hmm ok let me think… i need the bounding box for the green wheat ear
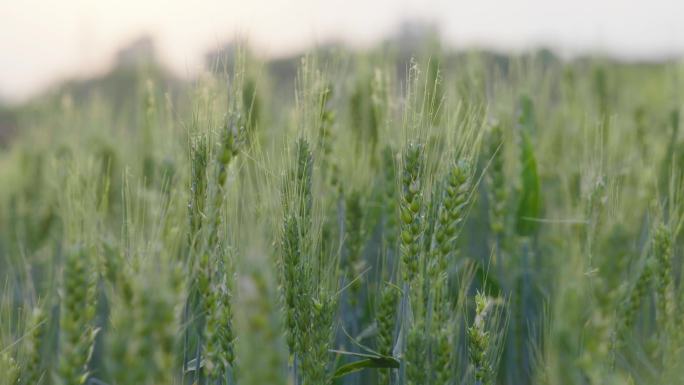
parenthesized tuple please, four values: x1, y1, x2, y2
(431, 159, 472, 280)
(204, 255, 236, 382)
(400, 143, 424, 286)
(279, 137, 313, 357)
(301, 292, 337, 385)
(189, 136, 209, 237)
(613, 254, 654, 362)
(22, 306, 47, 385)
(406, 322, 428, 385)
(433, 323, 453, 385)
(344, 189, 366, 298)
(55, 246, 99, 385)
(468, 293, 493, 385)
(377, 285, 399, 385)
(467, 293, 506, 385)
(377, 283, 400, 358)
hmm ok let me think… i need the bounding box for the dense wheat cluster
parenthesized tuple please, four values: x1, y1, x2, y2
(2, 43, 684, 385)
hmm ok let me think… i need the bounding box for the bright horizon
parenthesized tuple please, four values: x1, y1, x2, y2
(2, 0, 684, 103)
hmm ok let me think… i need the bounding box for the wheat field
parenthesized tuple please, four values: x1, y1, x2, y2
(1, 44, 684, 385)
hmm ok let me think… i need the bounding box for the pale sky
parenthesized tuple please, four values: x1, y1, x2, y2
(1, 0, 684, 102)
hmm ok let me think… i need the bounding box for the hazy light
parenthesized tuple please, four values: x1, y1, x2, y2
(1, 0, 683, 102)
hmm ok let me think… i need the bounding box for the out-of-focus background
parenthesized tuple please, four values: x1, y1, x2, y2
(1, 0, 684, 144)
(2, 0, 684, 103)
